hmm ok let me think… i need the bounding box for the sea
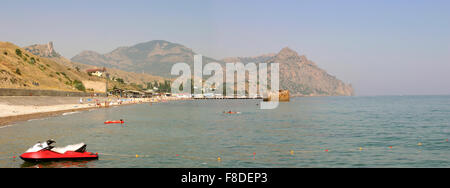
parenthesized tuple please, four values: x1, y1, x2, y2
(0, 96, 449, 168)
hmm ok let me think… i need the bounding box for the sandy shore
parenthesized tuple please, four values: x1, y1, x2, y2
(0, 106, 96, 127)
(0, 96, 166, 127)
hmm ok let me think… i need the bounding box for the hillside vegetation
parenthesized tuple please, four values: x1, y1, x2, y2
(26, 42, 167, 88)
(1, 41, 193, 93)
(0, 42, 106, 92)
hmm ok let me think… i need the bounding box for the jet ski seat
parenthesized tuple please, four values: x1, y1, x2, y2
(51, 143, 87, 154)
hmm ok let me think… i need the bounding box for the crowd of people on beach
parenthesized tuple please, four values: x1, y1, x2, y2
(77, 95, 184, 108)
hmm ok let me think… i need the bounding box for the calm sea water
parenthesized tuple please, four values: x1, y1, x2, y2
(0, 96, 449, 168)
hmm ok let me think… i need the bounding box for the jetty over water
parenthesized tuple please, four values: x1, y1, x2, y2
(193, 97, 264, 100)
(192, 90, 290, 101)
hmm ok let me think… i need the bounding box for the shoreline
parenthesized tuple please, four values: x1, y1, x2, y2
(0, 106, 97, 127)
(0, 102, 145, 127)
(0, 96, 179, 127)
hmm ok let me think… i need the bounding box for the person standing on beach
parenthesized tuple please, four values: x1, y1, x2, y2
(79, 98, 83, 104)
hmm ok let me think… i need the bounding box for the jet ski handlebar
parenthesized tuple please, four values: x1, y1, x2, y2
(46, 139, 56, 146)
(44, 139, 56, 150)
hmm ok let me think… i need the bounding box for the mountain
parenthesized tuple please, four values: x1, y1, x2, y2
(26, 42, 166, 86)
(71, 40, 218, 78)
(272, 47, 353, 96)
(73, 40, 354, 96)
(0, 42, 106, 92)
(223, 48, 354, 96)
(222, 53, 276, 64)
(25, 42, 61, 58)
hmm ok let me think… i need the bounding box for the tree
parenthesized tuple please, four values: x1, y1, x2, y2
(147, 82, 153, 90)
(15, 49, 22, 57)
(72, 80, 86, 91)
(179, 83, 183, 91)
(116, 78, 124, 84)
(29, 57, 36, 65)
(158, 80, 172, 93)
(166, 80, 172, 93)
(15, 68, 21, 75)
(190, 79, 194, 94)
(222, 82, 227, 96)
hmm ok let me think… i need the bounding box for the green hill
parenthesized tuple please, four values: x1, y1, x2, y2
(0, 42, 105, 92)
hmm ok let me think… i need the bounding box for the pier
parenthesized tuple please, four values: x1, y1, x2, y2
(193, 97, 264, 100)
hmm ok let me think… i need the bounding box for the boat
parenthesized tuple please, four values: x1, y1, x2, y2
(104, 119, 124, 124)
(20, 140, 99, 162)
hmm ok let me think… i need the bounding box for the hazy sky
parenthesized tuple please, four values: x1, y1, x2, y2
(1, 0, 449, 96)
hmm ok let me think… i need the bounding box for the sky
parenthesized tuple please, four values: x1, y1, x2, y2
(1, 0, 449, 96)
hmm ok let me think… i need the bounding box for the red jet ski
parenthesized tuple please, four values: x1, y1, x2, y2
(20, 140, 99, 162)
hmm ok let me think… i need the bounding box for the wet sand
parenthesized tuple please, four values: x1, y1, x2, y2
(0, 96, 91, 106)
(0, 106, 96, 127)
(0, 96, 157, 127)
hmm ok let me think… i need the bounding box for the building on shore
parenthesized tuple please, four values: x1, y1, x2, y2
(123, 90, 145, 98)
(86, 67, 107, 77)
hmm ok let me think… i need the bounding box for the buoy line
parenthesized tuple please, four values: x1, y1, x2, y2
(3, 139, 447, 164)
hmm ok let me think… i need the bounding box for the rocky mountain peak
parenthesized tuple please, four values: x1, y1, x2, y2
(24, 42, 60, 58)
(277, 47, 300, 59)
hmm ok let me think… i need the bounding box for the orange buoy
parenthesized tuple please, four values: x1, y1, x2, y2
(389, 146, 393, 149)
(324, 149, 329, 152)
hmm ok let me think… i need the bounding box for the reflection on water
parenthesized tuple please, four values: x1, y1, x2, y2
(0, 96, 449, 168)
(21, 160, 95, 168)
